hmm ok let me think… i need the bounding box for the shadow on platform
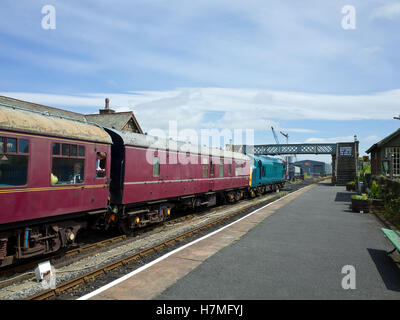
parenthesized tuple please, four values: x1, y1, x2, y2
(335, 192, 355, 202)
(367, 248, 400, 292)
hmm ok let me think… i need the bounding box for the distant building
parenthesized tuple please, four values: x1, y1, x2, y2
(0, 95, 142, 134)
(293, 160, 330, 176)
(85, 98, 142, 134)
(366, 128, 400, 177)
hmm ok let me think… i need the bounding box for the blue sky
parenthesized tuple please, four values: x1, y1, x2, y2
(1, 0, 400, 162)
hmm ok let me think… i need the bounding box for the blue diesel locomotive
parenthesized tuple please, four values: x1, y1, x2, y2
(248, 155, 286, 197)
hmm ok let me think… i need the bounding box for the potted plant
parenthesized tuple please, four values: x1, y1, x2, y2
(346, 181, 356, 191)
(368, 181, 384, 214)
(351, 194, 369, 213)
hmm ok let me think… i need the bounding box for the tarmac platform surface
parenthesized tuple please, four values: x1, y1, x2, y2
(83, 182, 400, 300)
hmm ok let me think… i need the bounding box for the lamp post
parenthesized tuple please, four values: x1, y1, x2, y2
(382, 158, 389, 176)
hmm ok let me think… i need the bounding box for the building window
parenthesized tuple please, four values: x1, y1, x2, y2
(153, 156, 160, 177)
(0, 137, 29, 186)
(385, 147, 400, 177)
(219, 159, 224, 177)
(96, 152, 107, 178)
(51, 142, 85, 185)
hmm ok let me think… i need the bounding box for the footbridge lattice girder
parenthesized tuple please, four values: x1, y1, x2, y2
(246, 143, 337, 155)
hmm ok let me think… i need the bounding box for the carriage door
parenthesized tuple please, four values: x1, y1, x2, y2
(209, 157, 215, 191)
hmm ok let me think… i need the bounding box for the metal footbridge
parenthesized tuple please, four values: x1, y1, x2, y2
(242, 143, 337, 155)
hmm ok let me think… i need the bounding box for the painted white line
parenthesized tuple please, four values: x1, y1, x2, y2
(77, 185, 310, 300)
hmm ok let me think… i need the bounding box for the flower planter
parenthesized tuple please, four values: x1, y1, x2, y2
(351, 198, 369, 213)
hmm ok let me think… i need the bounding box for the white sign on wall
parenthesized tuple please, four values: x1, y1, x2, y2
(339, 147, 353, 156)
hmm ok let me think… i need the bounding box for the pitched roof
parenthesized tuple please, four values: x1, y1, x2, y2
(366, 128, 400, 154)
(85, 112, 143, 133)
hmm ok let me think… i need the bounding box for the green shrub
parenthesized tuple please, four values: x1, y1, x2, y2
(384, 194, 400, 225)
(369, 181, 383, 199)
(347, 181, 356, 186)
(363, 164, 371, 174)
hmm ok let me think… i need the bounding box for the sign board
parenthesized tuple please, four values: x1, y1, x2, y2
(339, 146, 353, 156)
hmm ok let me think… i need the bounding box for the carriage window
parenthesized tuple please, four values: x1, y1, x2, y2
(18, 139, 29, 153)
(210, 161, 214, 175)
(62, 144, 69, 156)
(70, 145, 77, 157)
(219, 159, 224, 177)
(52, 158, 84, 185)
(202, 157, 208, 178)
(7, 138, 17, 153)
(0, 155, 28, 186)
(262, 166, 266, 177)
(228, 164, 232, 176)
(52, 143, 60, 155)
(51, 142, 85, 185)
(96, 152, 106, 178)
(153, 156, 160, 177)
(0, 137, 29, 186)
(78, 146, 85, 157)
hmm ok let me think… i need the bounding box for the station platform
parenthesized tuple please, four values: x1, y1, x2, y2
(81, 182, 400, 300)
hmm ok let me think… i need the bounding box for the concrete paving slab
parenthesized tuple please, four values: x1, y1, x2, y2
(155, 184, 400, 300)
(92, 256, 202, 300)
(87, 185, 313, 300)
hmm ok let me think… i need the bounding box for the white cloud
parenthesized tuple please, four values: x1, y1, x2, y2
(305, 136, 355, 143)
(2, 87, 400, 133)
(282, 128, 318, 133)
(372, 2, 400, 20)
(364, 135, 381, 143)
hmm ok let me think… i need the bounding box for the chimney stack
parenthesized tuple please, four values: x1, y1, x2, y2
(99, 97, 115, 114)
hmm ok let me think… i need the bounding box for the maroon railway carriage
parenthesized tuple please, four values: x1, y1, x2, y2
(0, 105, 111, 266)
(105, 128, 251, 232)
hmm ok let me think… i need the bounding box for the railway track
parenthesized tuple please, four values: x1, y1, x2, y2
(0, 178, 324, 300)
(27, 194, 285, 300)
(0, 210, 207, 290)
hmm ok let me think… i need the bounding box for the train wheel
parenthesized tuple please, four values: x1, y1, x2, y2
(118, 220, 133, 236)
(235, 192, 241, 202)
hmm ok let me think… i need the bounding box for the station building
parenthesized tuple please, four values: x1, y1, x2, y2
(366, 128, 400, 178)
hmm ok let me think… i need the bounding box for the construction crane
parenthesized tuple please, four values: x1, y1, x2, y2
(271, 126, 280, 144)
(280, 131, 289, 144)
